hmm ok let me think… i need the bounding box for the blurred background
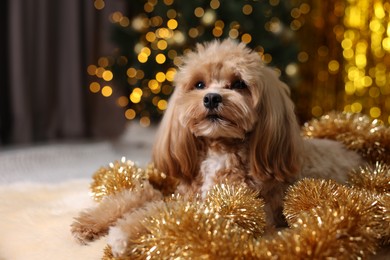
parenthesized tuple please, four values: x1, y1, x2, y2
(1, 0, 390, 146)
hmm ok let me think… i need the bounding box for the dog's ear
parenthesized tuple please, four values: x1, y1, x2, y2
(152, 88, 202, 183)
(249, 67, 303, 182)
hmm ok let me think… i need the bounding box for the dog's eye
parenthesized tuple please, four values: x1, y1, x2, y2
(231, 80, 247, 90)
(195, 81, 206, 89)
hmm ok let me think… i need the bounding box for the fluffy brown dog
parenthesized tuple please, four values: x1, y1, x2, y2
(72, 39, 363, 256)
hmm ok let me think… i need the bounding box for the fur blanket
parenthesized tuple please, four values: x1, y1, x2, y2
(0, 180, 104, 260)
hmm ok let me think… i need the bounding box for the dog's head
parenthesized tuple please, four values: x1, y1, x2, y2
(153, 39, 302, 183)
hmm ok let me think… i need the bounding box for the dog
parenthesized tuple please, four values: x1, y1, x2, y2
(71, 39, 363, 256)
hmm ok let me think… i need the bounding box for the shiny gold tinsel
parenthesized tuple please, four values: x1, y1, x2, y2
(204, 183, 266, 238)
(144, 163, 179, 195)
(281, 178, 383, 258)
(349, 162, 390, 194)
(349, 162, 390, 245)
(90, 158, 177, 201)
(90, 157, 146, 201)
(102, 179, 385, 259)
(302, 112, 390, 164)
(105, 184, 265, 259)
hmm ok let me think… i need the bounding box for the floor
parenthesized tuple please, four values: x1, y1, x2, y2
(0, 123, 156, 184)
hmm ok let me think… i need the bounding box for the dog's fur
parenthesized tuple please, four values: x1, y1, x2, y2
(71, 40, 363, 256)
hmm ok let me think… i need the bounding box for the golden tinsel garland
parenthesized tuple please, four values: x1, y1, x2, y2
(91, 157, 146, 202)
(302, 112, 390, 164)
(90, 157, 178, 201)
(349, 162, 390, 194)
(103, 184, 265, 259)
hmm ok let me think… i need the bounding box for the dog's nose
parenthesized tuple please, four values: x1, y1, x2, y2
(203, 93, 222, 109)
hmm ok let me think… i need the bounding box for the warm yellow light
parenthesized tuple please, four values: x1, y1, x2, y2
(202, 10, 216, 25)
(311, 106, 323, 117)
(164, 0, 174, 6)
(285, 63, 298, 76)
(262, 54, 272, 63)
(111, 12, 123, 23)
(95, 67, 105, 78)
(89, 82, 100, 93)
(141, 47, 151, 56)
(87, 65, 97, 75)
(173, 31, 185, 44)
(328, 60, 340, 73)
(101, 86, 113, 97)
(167, 19, 178, 30)
(168, 50, 177, 59)
(215, 20, 224, 28)
(167, 9, 177, 19)
(157, 40, 168, 50)
(194, 7, 204, 18)
(213, 27, 223, 37)
(125, 109, 136, 120)
(138, 53, 148, 63)
(297, 52, 309, 63)
(146, 32, 156, 42)
(369, 86, 380, 98)
(98, 57, 108, 67)
(363, 76, 373, 87)
(383, 37, 390, 51)
(351, 102, 362, 113)
(94, 0, 105, 10)
(156, 72, 166, 82)
(150, 16, 163, 27)
(210, 0, 220, 10)
(165, 69, 176, 82)
(188, 28, 199, 38)
(229, 29, 239, 39)
(157, 100, 168, 110)
(136, 70, 145, 79)
(133, 87, 143, 96)
(144, 2, 154, 13)
(102, 70, 113, 81)
(140, 117, 151, 127)
(299, 3, 310, 14)
(241, 33, 252, 43)
(148, 79, 159, 90)
(130, 88, 143, 104)
(156, 28, 171, 38)
(117, 96, 129, 107)
(355, 54, 367, 68)
(127, 68, 137, 78)
(119, 17, 130, 27)
(341, 38, 353, 49)
(370, 107, 381, 118)
(155, 53, 166, 64)
(343, 49, 354, 59)
(242, 4, 253, 15)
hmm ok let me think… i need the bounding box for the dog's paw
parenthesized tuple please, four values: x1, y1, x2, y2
(70, 219, 106, 244)
(107, 226, 129, 257)
(70, 210, 111, 244)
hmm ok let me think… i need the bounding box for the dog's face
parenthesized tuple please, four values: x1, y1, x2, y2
(174, 40, 262, 139)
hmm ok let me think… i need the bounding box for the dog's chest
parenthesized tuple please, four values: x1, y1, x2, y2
(199, 148, 247, 197)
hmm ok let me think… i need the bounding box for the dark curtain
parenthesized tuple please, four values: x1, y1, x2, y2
(0, 0, 127, 146)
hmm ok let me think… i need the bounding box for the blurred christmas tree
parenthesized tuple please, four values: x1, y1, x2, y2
(88, 0, 390, 126)
(88, 0, 302, 126)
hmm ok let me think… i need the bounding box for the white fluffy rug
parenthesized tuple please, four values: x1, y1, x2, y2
(0, 180, 106, 260)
